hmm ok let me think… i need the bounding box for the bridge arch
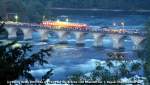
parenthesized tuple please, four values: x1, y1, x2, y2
(16, 28, 24, 40)
(66, 32, 76, 44)
(92, 33, 103, 47)
(32, 29, 41, 42)
(37, 29, 49, 41)
(20, 28, 32, 40)
(0, 27, 8, 39)
(118, 35, 145, 50)
(119, 35, 134, 50)
(4, 27, 17, 39)
(73, 32, 88, 46)
(54, 30, 70, 44)
(49, 31, 59, 42)
(138, 38, 146, 50)
(101, 34, 113, 48)
(130, 36, 145, 50)
(84, 33, 93, 46)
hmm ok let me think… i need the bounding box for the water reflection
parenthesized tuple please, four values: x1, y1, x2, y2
(27, 41, 138, 80)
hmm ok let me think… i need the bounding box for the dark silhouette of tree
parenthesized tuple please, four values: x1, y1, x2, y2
(143, 20, 150, 83)
(131, 63, 141, 72)
(68, 64, 120, 85)
(0, 41, 53, 85)
(68, 51, 143, 84)
(42, 69, 53, 81)
(0, 23, 53, 85)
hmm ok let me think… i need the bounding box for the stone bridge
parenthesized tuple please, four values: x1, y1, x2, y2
(1, 22, 146, 50)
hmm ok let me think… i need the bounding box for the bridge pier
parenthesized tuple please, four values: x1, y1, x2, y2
(74, 32, 85, 46)
(3, 23, 146, 50)
(21, 28, 32, 40)
(111, 34, 123, 49)
(5, 27, 17, 39)
(130, 36, 145, 50)
(56, 31, 68, 44)
(38, 29, 49, 41)
(93, 33, 103, 47)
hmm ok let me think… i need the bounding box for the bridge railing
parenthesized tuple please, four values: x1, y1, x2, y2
(112, 25, 145, 29)
(4, 22, 146, 36)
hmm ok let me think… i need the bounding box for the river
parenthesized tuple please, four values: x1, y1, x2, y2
(1, 10, 150, 80)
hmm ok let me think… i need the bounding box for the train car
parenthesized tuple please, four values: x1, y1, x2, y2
(41, 21, 88, 29)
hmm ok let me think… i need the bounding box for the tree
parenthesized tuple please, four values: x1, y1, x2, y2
(131, 63, 141, 72)
(143, 20, 150, 83)
(0, 40, 53, 85)
(69, 63, 120, 85)
(0, 20, 53, 84)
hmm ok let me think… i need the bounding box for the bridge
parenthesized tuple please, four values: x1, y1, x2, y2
(0, 21, 146, 50)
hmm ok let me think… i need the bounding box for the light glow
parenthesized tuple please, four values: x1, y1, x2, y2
(41, 21, 87, 29)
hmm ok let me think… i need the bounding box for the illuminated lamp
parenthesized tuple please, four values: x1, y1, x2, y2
(65, 18, 69, 22)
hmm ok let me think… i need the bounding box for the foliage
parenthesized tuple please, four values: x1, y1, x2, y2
(143, 20, 150, 83)
(118, 63, 130, 78)
(69, 50, 144, 84)
(0, 17, 54, 85)
(0, 0, 51, 22)
(69, 63, 125, 84)
(69, 72, 85, 82)
(131, 63, 141, 72)
(0, 19, 53, 84)
(107, 52, 124, 60)
(42, 69, 53, 81)
(0, 41, 53, 84)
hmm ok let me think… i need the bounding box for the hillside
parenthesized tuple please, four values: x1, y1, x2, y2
(0, 0, 150, 22)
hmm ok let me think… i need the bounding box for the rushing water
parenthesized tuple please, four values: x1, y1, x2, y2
(1, 11, 150, 80)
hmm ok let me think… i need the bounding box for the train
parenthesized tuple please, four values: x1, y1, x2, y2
(41, 21, 88, 29)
